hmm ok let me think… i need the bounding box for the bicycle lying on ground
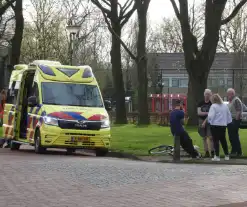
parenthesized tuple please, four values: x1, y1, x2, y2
(148, 144, 200, 157)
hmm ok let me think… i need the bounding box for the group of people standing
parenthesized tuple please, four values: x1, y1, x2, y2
(169, 87, 243, 161)
(197, 88, 243, 161)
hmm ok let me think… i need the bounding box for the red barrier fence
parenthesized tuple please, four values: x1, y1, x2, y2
(149, 94, 187, 113)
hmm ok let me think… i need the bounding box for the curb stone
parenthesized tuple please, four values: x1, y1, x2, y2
(107, 151, 247, 165)
(107, 151, 142, 161)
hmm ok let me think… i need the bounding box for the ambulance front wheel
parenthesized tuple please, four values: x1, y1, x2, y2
(95, 148, 109, 157)
(34, 130, 46, 154)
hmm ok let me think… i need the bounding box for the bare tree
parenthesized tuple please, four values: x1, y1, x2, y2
(121, 19, 137, 91)
(149, 1, 203, 53)
(170, 0, 247, 124)
(26, 0, 64, 60)
(134, 0, 151, 124)
(0, 0, 24, 79)
(93, 0, 151, 124)
(219, 1, 247, 52)
(91, 0, 137, 124)
(62, 0, 102, 65)
(21, 0, 110, 90)
(218, 2, 247, 99)
(0, 0, 16, 89)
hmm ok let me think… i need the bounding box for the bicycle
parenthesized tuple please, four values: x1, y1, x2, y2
(148, 144, 200, 157)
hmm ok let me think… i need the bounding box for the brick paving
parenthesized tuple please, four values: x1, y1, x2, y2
(1, 147, 247, 207)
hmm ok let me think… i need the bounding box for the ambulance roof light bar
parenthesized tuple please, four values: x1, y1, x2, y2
(30, 60, 62, 66)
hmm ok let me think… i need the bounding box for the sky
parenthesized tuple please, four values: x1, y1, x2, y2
(23, 0, 200, 24)
(148, 0, 175, 22)
(23, 0, 180, 23)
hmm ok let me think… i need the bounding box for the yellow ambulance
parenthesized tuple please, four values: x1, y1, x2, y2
(2, 60, 111, 156)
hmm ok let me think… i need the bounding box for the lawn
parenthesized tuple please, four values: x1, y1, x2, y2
(0, 127, 2, 137)
(0, 125, 246, 156)
(111, 125, 247, 156)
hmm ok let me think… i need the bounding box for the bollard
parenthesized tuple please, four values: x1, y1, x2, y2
(173, 135, 180, 161)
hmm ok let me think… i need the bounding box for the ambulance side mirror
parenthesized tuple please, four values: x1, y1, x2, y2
(28, 96, 38, 107)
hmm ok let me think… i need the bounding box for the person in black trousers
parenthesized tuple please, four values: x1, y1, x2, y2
(226, 88, 243, 157)
(208, 94, 232, 161)
(170, 100, 200, 158)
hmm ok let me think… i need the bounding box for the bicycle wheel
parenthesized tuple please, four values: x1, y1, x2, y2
(148, 145, 173, 155)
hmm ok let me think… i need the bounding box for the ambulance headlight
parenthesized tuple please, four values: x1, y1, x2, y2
(43, 116, 58, 126)
(101, 119, 110, 128)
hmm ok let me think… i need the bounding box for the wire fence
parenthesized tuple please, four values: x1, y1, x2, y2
(150, 68, 247, 103)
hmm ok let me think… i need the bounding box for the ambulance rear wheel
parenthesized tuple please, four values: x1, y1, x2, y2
(10, 141, 20, 150)
(34, 130, 46, 154)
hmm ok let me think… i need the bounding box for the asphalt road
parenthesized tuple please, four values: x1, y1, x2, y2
(0, 147, 247, 207)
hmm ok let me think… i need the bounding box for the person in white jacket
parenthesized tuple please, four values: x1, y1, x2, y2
(208, 94, 232, 161)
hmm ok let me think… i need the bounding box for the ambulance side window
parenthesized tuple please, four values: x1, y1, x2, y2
(7, 81, 18, 104)
(32, 82, 40, 103)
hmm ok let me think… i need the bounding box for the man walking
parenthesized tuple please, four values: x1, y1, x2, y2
(227, 88, 242, 157)
(197, 89, 214, 158)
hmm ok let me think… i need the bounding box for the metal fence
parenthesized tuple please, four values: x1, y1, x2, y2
(150, 68, 247, 103)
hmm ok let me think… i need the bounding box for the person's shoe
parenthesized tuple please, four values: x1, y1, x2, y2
(211, 151, 215, 158)
(212, 156, 220, 161)
(196, 153, 202, 159)
(225, 155, 230, 161)
(204, 151, 210, 158)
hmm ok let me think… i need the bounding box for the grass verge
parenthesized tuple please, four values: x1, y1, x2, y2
(111, 124, 247, 156)
(1, 125, 246, 157)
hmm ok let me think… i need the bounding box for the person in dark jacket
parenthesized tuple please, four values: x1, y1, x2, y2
(170, 100, 201, 158)
(197, 89, 214, 158)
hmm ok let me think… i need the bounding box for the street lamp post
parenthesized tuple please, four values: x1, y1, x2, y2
(66, 20, 81, 65)
(157, 71, 164, 113)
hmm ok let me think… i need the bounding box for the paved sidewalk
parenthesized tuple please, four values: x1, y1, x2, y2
(216, 202, 247, 206)
(1, 147, 247, 207)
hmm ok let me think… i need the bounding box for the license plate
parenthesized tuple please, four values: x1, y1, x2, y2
(71, 137, 90, 142)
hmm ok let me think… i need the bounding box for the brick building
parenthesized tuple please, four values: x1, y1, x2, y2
(147, 52, 247, 102)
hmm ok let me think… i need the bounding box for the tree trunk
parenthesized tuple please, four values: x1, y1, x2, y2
(110, 24, 127, 124)
(10, 0, 24, 66)
(136, 2, 150, 125)
(186, 62, 208, 125)
(0, 57, 5, 90)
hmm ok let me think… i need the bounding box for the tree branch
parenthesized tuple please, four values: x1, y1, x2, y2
(170, 0, 180, 20)
(120, 1, 137, 27)
(120, 0, 133, 18)
(0, 15, 15, 39)
(101, 0, 111, 7)
(101, 10, 136, 60)
(0, 0, 16, 16)
(91, 0, 111, 15)
(221, 0, 247, 25)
